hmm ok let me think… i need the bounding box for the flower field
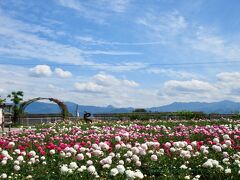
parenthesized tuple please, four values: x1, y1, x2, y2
(1, 120, 240, 179)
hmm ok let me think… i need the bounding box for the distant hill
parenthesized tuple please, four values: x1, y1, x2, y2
(149, 100, 240, 114)
(24, 100, 240, 115)
(24, 101, 134, 116)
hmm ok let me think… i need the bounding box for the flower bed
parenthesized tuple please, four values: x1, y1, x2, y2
(0, 120, 240, 179)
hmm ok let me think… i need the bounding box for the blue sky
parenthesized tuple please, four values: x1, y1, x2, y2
(1, 0, 240, 107)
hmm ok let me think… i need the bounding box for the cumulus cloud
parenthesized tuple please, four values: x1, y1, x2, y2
(216, 72, 240, 96)
(48, 84, 65, 91)
(73, 72, 145, 106)
(216, 72, 240, 82)
(158, 79, 218, 102)
(74, 72, 138, 94)
(74, 82, 105, 93)
(92, 72, 139, 87)
(0, 65, 73, 101)
(54, 68, 72, 78)
(0, 65, 154, 107)
(158, 72, 240, 102)
(164, 79, 216, 93)
(29, 65, 72, 78)
(29, 65, 53, 77)
(5, 63, 240, 107)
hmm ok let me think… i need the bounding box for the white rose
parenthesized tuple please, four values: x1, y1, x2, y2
(116, 165, 125, 174)
(1, 173, 7, 179)
(151, 154, 158, 161)
(69, 162, 78, 170)
(110, 168, 119, 176)
(87, 165, 96, 174)
(14, 165, 20, 171)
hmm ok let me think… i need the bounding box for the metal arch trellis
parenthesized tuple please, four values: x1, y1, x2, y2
(20, 97, 69, 119)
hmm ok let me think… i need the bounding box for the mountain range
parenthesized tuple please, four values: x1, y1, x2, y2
(24, 100, 240, 116)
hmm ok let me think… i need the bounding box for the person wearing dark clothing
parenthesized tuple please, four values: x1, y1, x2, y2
(83, 111, 92, 123)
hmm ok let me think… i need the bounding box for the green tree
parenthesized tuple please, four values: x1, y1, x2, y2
(176, 111, 194, 120)
(8, 91, 24, 123)
(0, 96, 6, 105)
(133, 108, 147, 113)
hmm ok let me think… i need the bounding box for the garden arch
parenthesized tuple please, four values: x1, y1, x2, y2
(20, 97, 69, 119)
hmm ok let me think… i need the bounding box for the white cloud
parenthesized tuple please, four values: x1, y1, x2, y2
(57, 0, 83, 11)
(216, 72, 240, 82)
(57, 0, 107, 23)
(137, 11, 187, 37)
(48, 84, 56, 89)
(187, 27, 240, 59)
(0, 88, 4, 93)
(156, 79, 220, 103)
(92, 73, 120, 87)
(0, 65, 198, 107)
(112, 62, 146, 72)
(0, 11, 85, 65)
(0, 65, 74, 102)
(90, 62, 147, 72)
(73, 72, 145, 106)
(75, 35, 165, 46)
(158, 72, 240, 102)
(92, 72, 139, 87)
(215, 72, 240, 96)
(58, 0, 130, 13)
(136, 10, 240, 62)
(54, 68, 72, 78)
(0, 11, 140, 67)
(75, 36, 100, 44)
(96, 0, 130, 13)
(74, 72, 138, 94)
(164, 79, 216, 93)
(146, 68, 198, 79)
(0, 10, 56, 37)
(29, 65, 72, 78)
(82, 50, 141, 56)
(74, 82, 105, 93)
(122, 79, 139, 87)
(56, 0, 130, 23)
(4, 64, 240, 107)
(30, 65, 53, 77)
(48, 84, 65, 91)
(0, 65, 147, 107)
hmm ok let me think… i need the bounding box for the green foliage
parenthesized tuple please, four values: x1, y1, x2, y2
(233, 112, 240, 120)
(176, 111, 205, 120)
(103, 111, 206, 121)
(133, 108, 147, 113)
(8, 91, 24, 104)
(0, 96, 6, 105)
(8, 91, 24, 123)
